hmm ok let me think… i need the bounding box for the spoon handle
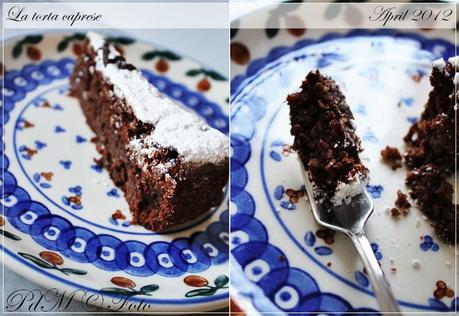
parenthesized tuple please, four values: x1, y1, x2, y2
(349, 232, 401, 314)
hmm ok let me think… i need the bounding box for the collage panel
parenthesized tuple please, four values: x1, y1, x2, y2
(1, 3, 229, 314)
(230, 2, 457, 314)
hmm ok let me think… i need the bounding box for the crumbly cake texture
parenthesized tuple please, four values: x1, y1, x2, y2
(287, 70, 369, 205)
(395, 190, 411, 210)
(404, 57, 457, 244)
(380, 146, 402, 170)
(69, 32, 228, 231)
(406, 165, 455, 243)
(391, 190, 410, 218)
(404, 57, 456, 172)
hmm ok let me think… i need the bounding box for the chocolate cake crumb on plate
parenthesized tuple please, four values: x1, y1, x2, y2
(390, 190, 410, 218)
(287, 70, 368, 206)
(403, 57, 458, 244)
(70, 32, 229, 231)
(395, 190, 411, 210)
(390, 207, 402, 217)
(381, 146, 402, 170)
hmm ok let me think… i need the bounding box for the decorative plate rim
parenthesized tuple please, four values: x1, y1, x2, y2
(2, 245, 227, 308)
(230, 28, 455, 97)
(2, 30, 229, 83)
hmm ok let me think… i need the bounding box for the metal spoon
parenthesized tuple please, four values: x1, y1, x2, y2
(299, 160, 401, 313)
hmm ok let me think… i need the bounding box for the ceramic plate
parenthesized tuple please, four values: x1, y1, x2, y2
(230, 27, 457, 314)
(1, 32, 229, 312)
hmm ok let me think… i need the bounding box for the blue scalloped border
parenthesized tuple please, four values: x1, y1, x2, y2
(230, 29, 457, 313)
(231, 29, 455, 97)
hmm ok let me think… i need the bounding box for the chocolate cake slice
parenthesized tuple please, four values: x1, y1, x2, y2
(404, 57, 456, 172)
(406, 164, 455, 243)
(287, 70, 369, 205)
(403, 57, 457, 244)
(70, 32, 228, 231)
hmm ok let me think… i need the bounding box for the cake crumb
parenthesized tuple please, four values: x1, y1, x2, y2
(326, 262, 332, 267)
(285, 188, 305, 203)
(390, 190, 410, 218)
(390, 207, 401, 217)
(316, 229, 336, 245)
(395, 190, 411, 209)
(112, 209, 126, 220)
(380, 146, 402, 170)
(23, 120, 34, 128)
(40, 172, 53, 181)
(41, 100, 52, 108)
(68, 196, 81, 205)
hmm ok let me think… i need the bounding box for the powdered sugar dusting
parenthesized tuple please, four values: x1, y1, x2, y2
(448, 56, 459, 66)
(128, 111, 228, 165)
(87, 32, 228, 164)
(432, 58, 446, 71)
(331, 172, 369, 206)
(88, 31, 105, 51)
